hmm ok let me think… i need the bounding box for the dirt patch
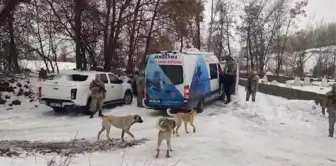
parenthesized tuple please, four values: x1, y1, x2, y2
(0, 138, 149, 157)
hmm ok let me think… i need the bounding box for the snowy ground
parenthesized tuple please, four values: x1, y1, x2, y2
(0, 85, 336, 165)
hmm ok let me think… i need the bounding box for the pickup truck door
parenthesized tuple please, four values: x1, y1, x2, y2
(108, 74, 123, 100)
(99, 74, 111, 102)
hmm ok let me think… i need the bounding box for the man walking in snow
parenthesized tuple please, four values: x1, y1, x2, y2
(223, 56, 236, 104)
(324, 83, 336, 137)
(89, 74, 106, 118)
(246, 70, 259, 102)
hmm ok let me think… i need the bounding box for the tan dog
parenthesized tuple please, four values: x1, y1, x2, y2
(155, 117, 176, 158)
(166, 108, 197, 137)
(97, 114, 143, 142)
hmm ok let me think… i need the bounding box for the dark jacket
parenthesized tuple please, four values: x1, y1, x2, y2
(246, 74, 259, 92)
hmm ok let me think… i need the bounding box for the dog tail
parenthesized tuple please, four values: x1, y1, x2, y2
(166, 108, 175, 117)
(157, 117, 167, 131)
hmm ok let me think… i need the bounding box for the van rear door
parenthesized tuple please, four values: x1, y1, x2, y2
(145, 54, 185, 107)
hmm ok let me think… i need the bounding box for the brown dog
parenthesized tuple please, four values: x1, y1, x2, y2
(166, 108, 197, 137)
(97, 114, 143, 142)
(155, 117, 176, 158)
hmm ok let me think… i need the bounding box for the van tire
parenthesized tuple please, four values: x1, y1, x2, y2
(52, 107, 66, 113)
(196, 99, 204, 113)
(219, 85, 225, 100)
(123, 90, 133, 104)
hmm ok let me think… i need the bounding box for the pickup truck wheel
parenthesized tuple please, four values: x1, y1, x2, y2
(83, 97, 92, 115)
(52, 107, 66, 113)
(123, 91, 133, 104)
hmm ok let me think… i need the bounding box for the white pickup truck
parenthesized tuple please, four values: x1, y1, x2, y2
(38, 70, 133, 113)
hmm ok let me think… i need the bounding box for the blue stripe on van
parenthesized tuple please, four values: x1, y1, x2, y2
(189, 56, 211, 98)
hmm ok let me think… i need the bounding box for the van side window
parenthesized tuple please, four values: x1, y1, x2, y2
(99, 74, 108, 83)
(209, 64, 218, 79)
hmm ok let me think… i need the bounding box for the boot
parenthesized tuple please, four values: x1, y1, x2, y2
(329, 129, 334, 138)
(225, 99, 231, 104)
(89, 112, 96, 119)
(98, 109, 104, 117)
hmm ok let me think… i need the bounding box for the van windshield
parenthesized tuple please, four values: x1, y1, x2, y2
(159, 65, 183, 85)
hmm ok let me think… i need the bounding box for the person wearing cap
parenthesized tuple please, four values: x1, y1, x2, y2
(246, 70, 259, 102)
(324, 83, 336, 137)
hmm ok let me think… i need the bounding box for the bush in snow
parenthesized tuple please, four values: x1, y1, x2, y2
(11, 100, 21, 105)
(0, 81, 10, 92)
(0, 97, 6, 105)
(293, 77, 302, 86)
(303, 77, 311, 86)
(271, 80, 279, 86)
(16, 88, 24, 96)
(16, 82, 22, 88)
(321, 77, 328, 87)
(261, 75, 268, 84)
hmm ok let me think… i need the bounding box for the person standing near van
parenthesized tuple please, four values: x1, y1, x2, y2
(136, 70, 145, 107)
(89, 74, 106, 118)
(223, 56, 236, 104)
(324, 83, 336, 137)
(245, 70, 259, 102)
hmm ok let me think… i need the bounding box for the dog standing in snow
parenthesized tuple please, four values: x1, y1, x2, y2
(97, 114, 143, 142)
(166, 108, 197, 137)
(155, 117, 176, 158)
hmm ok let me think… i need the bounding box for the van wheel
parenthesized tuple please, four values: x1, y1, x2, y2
(52, 107, 66, 113)
(219, 85, 225, 100)
(123, 91, 133, 104)
(196, 99, 204, 113)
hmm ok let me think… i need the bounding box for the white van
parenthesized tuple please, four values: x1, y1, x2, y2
(143, 49, 227, 113)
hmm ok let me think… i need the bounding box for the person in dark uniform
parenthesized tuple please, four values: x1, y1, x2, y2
(223, 56, 236, 104)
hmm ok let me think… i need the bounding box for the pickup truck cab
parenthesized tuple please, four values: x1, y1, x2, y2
(38, 70, 133, 113)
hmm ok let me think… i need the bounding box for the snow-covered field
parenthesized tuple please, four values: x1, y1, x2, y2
(0, 82, 335, 165)
(273, 81, 332, 94)
(259, 78, 334, 94)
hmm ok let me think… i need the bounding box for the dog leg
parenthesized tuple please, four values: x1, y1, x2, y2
(167, 138, 173, 151)
(184, 122, 189, 134)
(155, 138, 163, 158)
(105, 126, 112, 141)
(121, 130, 125, 142)
(165, 140, 170, 158)
(190, 123, 196, 133)
(175, 123, 181, 137)
(125, 130, 135, 139)
(97, 126, 105, 140)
